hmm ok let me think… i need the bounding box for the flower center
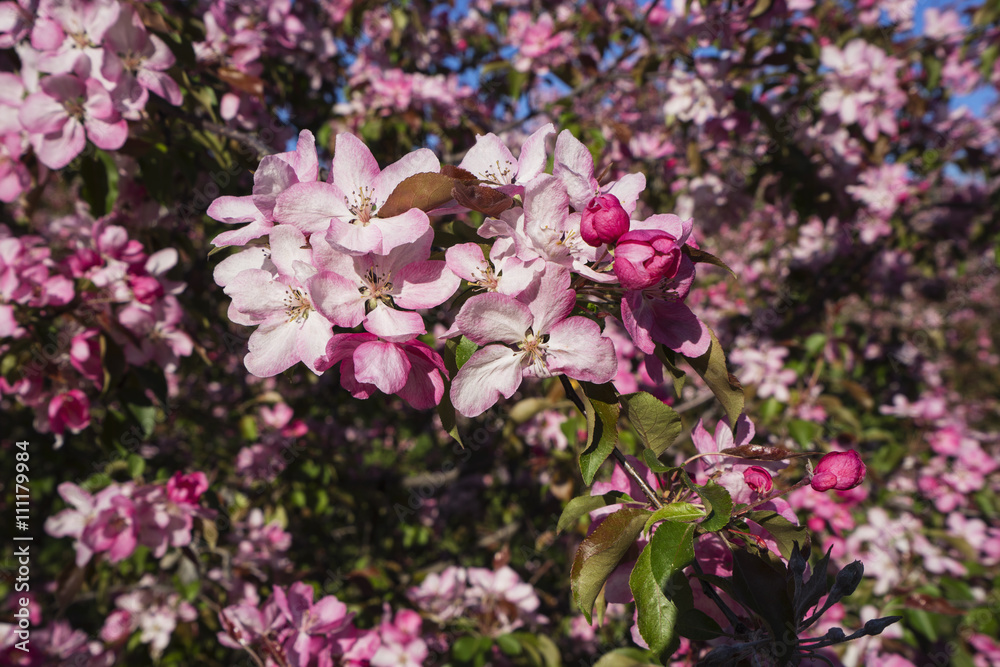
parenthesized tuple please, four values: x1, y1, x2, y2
(347, 185, 377, 225)
(359, 268, 393, 310)
(518, 330, 550, 373)
(481, 159, 514, 184)
(283, 287, 312, 323)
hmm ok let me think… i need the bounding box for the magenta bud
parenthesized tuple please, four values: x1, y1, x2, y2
(613, 229, 683, 290)
(580, 194, 631, 247)
(167, 471, 209, 505)
(743, 466, 773, 494)
(811, 450, 866, 492)
(131, 276, 164, 305)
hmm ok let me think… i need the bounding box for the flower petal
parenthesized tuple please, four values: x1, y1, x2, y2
(450, 345, 525, 417)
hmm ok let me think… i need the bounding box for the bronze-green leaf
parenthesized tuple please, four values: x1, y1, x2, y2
(378, 172, 457, 218)
(571, 507, 650, 622)
(684, 327, 744, 426)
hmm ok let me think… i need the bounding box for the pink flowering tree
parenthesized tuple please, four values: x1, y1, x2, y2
(2, 0, 999, 666)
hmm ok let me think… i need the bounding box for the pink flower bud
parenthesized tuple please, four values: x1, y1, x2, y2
(48, 390, 90, 435)
(743, 466, 773, 494)
(811, 450, 866, 492)
(167, 471, 209, 506)
(70, 330, 103, 385)
(131, 275, 164, 305)
(613, 229, 683, 290)
(580, 193, 630, 246)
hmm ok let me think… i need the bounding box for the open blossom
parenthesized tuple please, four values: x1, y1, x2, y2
(457, 123, 554, 194)
(274, 132, 439, 255)
(445, 241, 541, 297)
(450, 266, 616, 417)
(319, 333, 449, 409)
(19, 71, 128, 169)
(100, 6, 182, 118)
(812, 450, 867, 492)
(209, 129, 318, 247)
(308, 228, 459, 340)
(222, 225, 338, 377)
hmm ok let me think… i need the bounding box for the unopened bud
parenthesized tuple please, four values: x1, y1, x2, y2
(580, 193, 631, 246)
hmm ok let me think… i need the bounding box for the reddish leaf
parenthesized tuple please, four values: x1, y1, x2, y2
(719, 444, 801, 461)
(217, 67, 264, 98)
(379, 172, 458, 218)
(440, 165, 478, 181)
(452, 182, 514, 217)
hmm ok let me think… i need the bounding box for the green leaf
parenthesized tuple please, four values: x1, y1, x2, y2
(681, 245, 737, 279)
(630, 521, 696, 660)
(455, 335, 478, 370)
(621, 392, 682, 456)
(453, 636, 480, 663)
(654, 345, 686, 395)
(569, 381, 621, 486)
(378, 172, 457, 218)
(593, 648, 659, 667)
(694, 482, 732, 532)
(788, 419, 821, 448)
(512, 633, 561, 667)
(436, 388, 463, 447)
(126, 403, 157, 439)
(496, 634, 522, 656)
(683, 328, 744, 426)
(746, 510, 810, 561)
(641, 448, 678, 473)
(571, 507, 650, 622)
(557, 491, 635, 533)
(643, 503, 705, 532)
(126, 453, 145, 480)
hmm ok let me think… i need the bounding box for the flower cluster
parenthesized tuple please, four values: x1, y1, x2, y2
(0, 0, 183, 182)
(0, 219, 192, 440)
(409, 565, 543, 636)
(217, 582, 379, 667)
(44, 471, 211, 567)
(212, 127, 712, 416)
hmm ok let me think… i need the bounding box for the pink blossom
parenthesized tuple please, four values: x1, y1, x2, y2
(444, 242, 541, 297)
(613, 228, 683, 289)
(81, 488, 137, 563)
(309, 227, 459, 340)
(166, 471, 209, 506)
(319, 333, 449, 409)
(209, 129, 318, 247)
(450, 266, 617, 417)
(223, 225, 336, 376)
(618, 215, 710, 357)
(274, 132, 439, 255)
(743, 466, 774, 494)
(35, 0, 120, 75)
(48, 389, 90, 435)
(811, 450, 866, 492)
(273, 582, 352, 667)
(100, 7, 182, 118)
(19, 73, 128, 169)
(69, 329, 103, 385)
(457, 123, 554, 195)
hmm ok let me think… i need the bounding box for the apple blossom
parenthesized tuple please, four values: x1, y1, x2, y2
(274, 132, 439, 255)
(450, 267, 617, 417)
